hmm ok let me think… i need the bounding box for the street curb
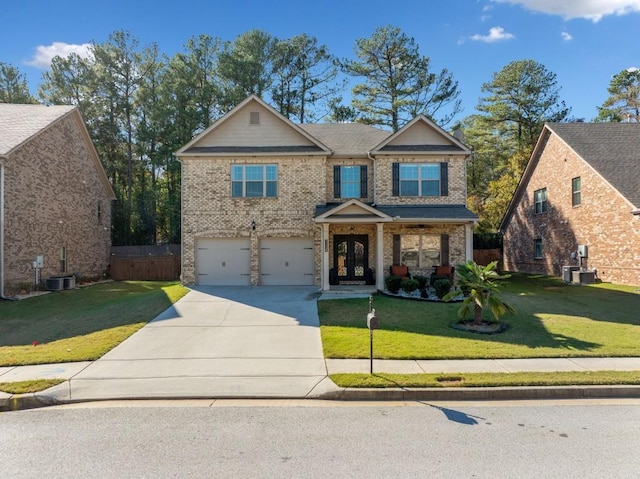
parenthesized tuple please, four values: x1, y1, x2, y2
(317, 385, 640, 401)
(4, 385, 640, 411)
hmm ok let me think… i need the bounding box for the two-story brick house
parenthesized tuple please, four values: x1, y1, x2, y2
(500, 123, 640, 286)
(0, 104, 115, 297)
(177, 95, 477, 290)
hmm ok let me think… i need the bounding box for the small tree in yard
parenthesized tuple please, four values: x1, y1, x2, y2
(444, 260, 515, 325)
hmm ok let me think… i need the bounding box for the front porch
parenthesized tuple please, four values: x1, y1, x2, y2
(314, 200, 476, 292)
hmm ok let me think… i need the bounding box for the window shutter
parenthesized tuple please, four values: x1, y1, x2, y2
(392, 163, 400, 196)
(360, 165, 368, 198)
(440, 234, 450, 265)
(440, 162, 448, 196)
(333, 165, 341, 198)
(393, 235, 401, 265)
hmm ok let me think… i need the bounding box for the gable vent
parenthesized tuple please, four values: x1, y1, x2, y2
(250, 111, 260, 125)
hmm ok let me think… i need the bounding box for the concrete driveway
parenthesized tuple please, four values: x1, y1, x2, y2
(66, 286, 336, 400)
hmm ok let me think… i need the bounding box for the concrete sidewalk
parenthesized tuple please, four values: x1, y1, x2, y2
(2, 285, 640, 409)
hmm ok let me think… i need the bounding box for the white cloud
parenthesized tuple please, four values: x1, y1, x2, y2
(26, 42, 92, 69)
(471, 26, 515, 43)
(561, 31, 574, 41)
(481, 4, 493, 21)
(492, 0, 640, 22)
(627, 66, 639, 72)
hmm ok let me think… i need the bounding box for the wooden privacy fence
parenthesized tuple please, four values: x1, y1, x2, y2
(109, 254, 181, 281)
(473, 248, 503, 269)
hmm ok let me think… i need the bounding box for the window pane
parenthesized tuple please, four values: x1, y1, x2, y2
(245, 165, 263, 181)
(266, 181, 277, 197)
(231, 165, 243, 181)
(231, 182, 243, 197)
(341, 183, 360, 198)
(534, 239, 543, 258)
(421, 164, 439, 180)
(400, 164, 418, 180)
(341, 166, 359, 181)
(421, 180, 439, 196)
(246, 181, 263, 197)
(400, 181, 418, 196)
(266, 165, 277, 181)
(400, 235, 420, 267)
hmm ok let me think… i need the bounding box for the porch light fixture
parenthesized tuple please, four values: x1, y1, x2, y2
(251, 220, 256, 230)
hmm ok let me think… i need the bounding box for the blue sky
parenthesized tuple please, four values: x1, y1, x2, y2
(1, 0, 639, 123)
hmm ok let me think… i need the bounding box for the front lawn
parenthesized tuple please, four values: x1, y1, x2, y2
(0, 281, 189, 366)
(319, 274, 640, 359)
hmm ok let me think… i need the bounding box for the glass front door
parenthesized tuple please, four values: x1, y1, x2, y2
(334, 235, 368, 282)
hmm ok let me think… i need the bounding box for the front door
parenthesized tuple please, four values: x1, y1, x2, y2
(334, 235, 368, 282)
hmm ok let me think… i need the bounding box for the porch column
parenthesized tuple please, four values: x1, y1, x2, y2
(321, 223, 330, 291)
(465, 223, 473, 261)
(376, 222, 384, 290)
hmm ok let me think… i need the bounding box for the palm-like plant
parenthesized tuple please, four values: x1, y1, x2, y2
(444, 260, 515, 325)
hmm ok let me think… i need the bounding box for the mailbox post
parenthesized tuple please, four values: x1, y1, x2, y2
(367, 296, 378, 374)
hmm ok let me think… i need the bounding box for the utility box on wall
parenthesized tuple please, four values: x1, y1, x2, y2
(577, 245, 588, 258)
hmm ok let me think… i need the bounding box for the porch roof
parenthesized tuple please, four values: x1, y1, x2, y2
(315, 203, 478, 223)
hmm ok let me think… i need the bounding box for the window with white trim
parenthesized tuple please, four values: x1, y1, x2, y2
(572, 177, 581, 206)
(534, 238, 543, 259)
(534, 188, 547, 214)
(231, 164, 277, 198)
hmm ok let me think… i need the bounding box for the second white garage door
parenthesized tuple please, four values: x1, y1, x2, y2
(260, 238, 314, 286)
(196, 238, 251, 286)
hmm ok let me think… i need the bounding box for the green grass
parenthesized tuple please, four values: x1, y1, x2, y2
(0, 379, 65, 394)
(0, 281, 189, 366)
(330, 371, 640, 388)
(319, 274, 640, 359)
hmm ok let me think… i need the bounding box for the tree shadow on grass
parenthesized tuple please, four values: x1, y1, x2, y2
(319, 274, 640, 356)
(0, 282, 179, 346)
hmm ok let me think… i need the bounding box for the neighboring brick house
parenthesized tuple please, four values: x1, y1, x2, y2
(0, 104, 115, 296)
(177, 95, 477, 290)
(500, 123, 640, 286)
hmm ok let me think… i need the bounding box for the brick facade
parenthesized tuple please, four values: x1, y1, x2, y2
(503, 130, 640, 286)
(2, 111, 113, 294)
(178, 96, 477, 288)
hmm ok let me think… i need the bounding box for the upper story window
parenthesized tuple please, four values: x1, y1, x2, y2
(572, 177, 581, 206)
(334, 165, 367, 199)
(231, 164, 277, 198)
(534, 188, 547, 214)
(392, 162, 448, 197)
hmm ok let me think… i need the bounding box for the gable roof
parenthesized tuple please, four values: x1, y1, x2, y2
(547, 122, 640, 207)
(176, 95, 332, 156)
(0, 104, 75, 156)
(500, 122, 640, 231)
(0, 103, 115, 199)
(371, 115, 472, 156)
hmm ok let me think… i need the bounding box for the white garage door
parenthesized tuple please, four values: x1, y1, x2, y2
(260, 238, 314, 286)
(196, 238, 251, 286)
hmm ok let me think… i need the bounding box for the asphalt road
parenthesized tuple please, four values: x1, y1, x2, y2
(2, 399, 639, 478)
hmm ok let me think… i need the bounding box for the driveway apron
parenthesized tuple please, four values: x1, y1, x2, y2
(68, 286, 332, 400)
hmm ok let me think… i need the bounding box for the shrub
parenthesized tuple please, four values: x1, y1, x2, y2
(384, 274, 403, 294)
(434, 278, 452, 299)
(412, 275, 429, 290)
(401, 278, 420, 294)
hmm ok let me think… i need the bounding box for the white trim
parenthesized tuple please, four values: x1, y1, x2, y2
(321, 223, 330, 291)
(314, 199, 393, 223)
(376, 223, 384, 290)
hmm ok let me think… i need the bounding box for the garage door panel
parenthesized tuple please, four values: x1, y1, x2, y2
(260, 238, 314, 286)
(197, 238, 250, 286)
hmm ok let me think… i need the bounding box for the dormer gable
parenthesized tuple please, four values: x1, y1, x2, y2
(371, 115, 471, 156)
(176, 95, 332, 157)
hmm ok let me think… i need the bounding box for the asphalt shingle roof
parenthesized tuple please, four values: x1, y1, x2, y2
(300, 123, 390, 157)
(547, 122, 640, 207)
(0, 104, 75, 156)
(314, 203, 477, 220)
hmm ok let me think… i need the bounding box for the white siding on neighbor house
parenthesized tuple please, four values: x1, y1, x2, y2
(260, 238, 314, 286)
(193, 103, 317, 148)
(196, 238, 251, 285)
